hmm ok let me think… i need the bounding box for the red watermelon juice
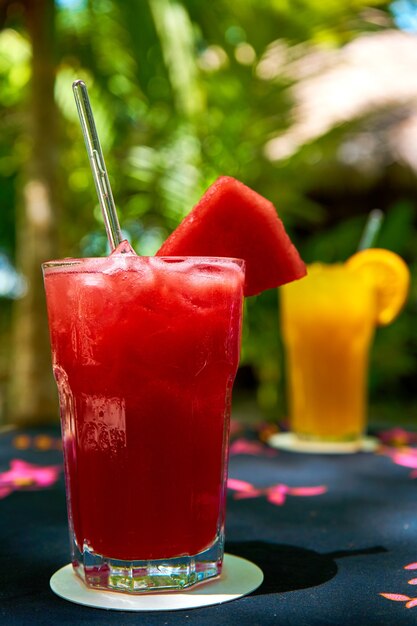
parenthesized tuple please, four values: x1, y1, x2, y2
(43, 247, 245, 592)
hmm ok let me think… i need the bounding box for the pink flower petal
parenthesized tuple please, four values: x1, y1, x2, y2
(9, 459, 61, 487)
(267, 484, 288, 496)
(229, 438, 276, 457)
(406, 598, 417, 609)
(228, 480, 327, 505)
(0, 459, 62, 496)
(227, 478, 262, 499)
(269, 484, 288, 493)
(380, 593, 411, 602)
(267, 491, 286, 505)
(388, 451, 417, 469)
(233, 489, 263, 500)
(408, 579, 417, 585)
(378, 428, 417, 446)
(31, 467, 60, 487)
(229, 440, 264, 456)
(227, 478, 255, 492)
(405, 563, 417, 570)
(287, 486, 327, 496)
(0, 486, 12, 499)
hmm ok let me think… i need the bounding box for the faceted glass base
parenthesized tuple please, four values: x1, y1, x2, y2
(71, 534, 224, 594)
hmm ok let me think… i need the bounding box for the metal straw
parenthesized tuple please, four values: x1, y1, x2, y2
(72, 79, 123, 251)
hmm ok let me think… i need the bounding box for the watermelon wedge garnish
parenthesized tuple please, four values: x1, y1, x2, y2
(156, 176, 306, 296)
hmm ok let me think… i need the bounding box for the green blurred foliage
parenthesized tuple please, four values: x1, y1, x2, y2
(1, 0, 416, 425)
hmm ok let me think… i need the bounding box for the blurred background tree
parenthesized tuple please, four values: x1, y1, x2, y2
(0, 0, 416, 426)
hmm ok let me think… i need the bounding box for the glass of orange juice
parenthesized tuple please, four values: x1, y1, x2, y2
(279, 250, 410, 452)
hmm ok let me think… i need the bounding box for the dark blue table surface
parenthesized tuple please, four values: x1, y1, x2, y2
(1, 422, 417, 626)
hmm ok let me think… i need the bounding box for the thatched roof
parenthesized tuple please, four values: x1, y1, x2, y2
(262, 30, 417, 171)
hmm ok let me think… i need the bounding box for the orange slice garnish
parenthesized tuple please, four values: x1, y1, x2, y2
(346, 248, 410, 326)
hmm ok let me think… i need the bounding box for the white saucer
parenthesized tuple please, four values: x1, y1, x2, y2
(268, 432, 378, 454)
(49, 554, 264, 611)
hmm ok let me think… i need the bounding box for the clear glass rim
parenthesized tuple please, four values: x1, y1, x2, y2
(42, 255, 245, 271)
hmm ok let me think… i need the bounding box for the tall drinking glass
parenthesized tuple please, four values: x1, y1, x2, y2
(280, 263, 375, 451)
(43, 251, 245, 593)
